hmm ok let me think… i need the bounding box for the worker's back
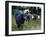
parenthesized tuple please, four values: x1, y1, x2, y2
(15, 10, 24, 26)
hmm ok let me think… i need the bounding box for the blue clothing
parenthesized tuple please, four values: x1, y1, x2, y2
(15, 10, 24, 27)
(16, 14, 24, 24)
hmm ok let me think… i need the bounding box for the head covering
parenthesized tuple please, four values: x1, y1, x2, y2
(24, 9, 29, 14)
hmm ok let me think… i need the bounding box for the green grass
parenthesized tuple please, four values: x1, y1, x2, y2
(12, 16, 41, 31)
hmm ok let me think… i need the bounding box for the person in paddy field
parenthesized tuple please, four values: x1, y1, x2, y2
(27, 11, 32, 21)
(15, 10, 25, 30)
(24, 9, 32, 22)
